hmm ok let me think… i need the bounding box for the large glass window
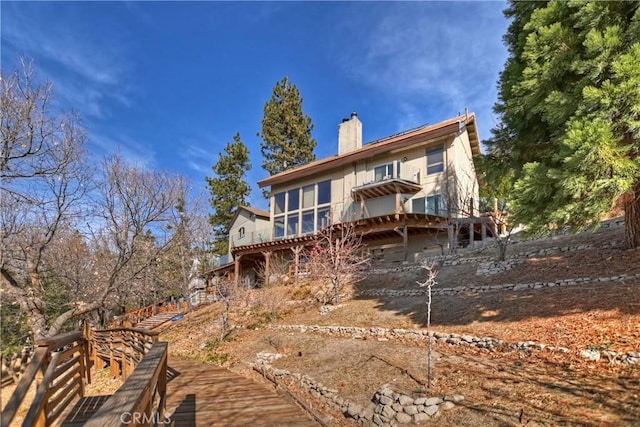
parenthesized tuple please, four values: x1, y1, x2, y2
(302, 210, 314, 234)
(287, 188, 299, 212)
(302, 185, 315, 209)
(412, 197, 426, 214)
(426, 195, 443, 215)
(274, 216, 285, 238)
(287, 214, 299, 236)
(374, 163, 394, 182)
(317, 180, 331, 205)
(317, 207, 331, 229)
(273, 180, 332, 238)
(427, 146, 444, 174)
(274, 192, 286, 214)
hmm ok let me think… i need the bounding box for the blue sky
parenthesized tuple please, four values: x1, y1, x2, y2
(2, 1, 510, 210)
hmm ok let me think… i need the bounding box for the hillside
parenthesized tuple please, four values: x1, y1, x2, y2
(160, 223, 640, 426)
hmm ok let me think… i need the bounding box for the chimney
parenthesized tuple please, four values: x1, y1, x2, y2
(338, 112, 362, 155)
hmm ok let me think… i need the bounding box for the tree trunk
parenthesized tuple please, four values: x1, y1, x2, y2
(623, 179, 640, 249)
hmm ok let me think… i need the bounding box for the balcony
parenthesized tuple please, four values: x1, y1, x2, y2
(351, 162, 422, 201)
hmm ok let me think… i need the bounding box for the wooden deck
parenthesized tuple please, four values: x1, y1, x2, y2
(165, 357, 317, 426)
(59, 357, 317, 426)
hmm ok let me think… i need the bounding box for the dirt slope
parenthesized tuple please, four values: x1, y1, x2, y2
(161, 225, 640, 426)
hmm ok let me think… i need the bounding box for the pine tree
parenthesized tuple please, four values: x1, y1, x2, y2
(259, 77, 317, 177)
(206, 133, 251, 255)
(487, 1, 640, 248)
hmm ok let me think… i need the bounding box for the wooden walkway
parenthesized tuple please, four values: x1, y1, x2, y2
(135, 312, 180, 330)
(59, 357, 317, 426)
(165, 357, 318, 426)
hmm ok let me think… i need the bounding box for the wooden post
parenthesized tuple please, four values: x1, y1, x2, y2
(78, 345, 86, 397)
(447, 222, 454, 252)
(469, 222, 475, 248)
(35, 344, 50, 427)
(481, 221, 487, 243)
(402, 225, 408, 262)
(158, 352, 168, 418)
(263, 251, 272, 286)
(84, 337, 92, 384)
(292, 246, 303, 283)
(109, 331, 118, 378)
(234, 254, 242, 286)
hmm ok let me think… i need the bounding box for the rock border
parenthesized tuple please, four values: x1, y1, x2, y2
(268, 324, 639, 365)
(359, 272, 640, 297)
(253, 353, 461, 425)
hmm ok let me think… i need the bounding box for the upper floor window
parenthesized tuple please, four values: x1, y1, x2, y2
(238, 227, 245, 239)
(427, 146, 444, 174)
(317, 180, 331, 205)
(274, 192, 286, 214)
(302, 184, 315, 209)
(288, 188, 300, 211)
(374, 163, 394, 182)
(273, 180, 332, 239)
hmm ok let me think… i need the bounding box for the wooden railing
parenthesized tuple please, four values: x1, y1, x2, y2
(1, 331, 90, 427)
(2, 327, 168, 426)
(84, 342, 167, 427)
(88, 327, 159, 380)
(109, 301, 188, 328)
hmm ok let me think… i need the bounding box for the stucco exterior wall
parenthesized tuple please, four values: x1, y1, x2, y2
(228, 210, 270, 256)
(452, 130, 480, 216)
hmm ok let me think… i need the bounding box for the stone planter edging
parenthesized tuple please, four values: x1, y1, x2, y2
(253, 353, 460, 425)
(358, 272, 640, 298)
(268, 325, 640, 365)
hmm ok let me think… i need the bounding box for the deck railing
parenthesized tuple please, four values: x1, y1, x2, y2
(1, 331, 90, 427)
(109, 300, 188, 328)
(84, 342, 168, 426)
(2, 326, 168, 426)
(88, 327, 159, 380)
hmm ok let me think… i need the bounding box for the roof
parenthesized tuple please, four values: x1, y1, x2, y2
(241, 206, 270, 218)
(258, 113, 481, 189)
(228, 206, 270, 229)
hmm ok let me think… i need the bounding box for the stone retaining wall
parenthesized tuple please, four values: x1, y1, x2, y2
(371, 239, 625, 275)
(476, 259, 523, 276)
(268, 324, 639, 365)
(253, 353, 460, 425)
(359, 272, 640, 298)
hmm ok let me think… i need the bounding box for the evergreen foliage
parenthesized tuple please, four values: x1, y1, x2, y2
(206, 133, 251, 255)
(486, 0, 640, 247)
(259, 77, 317, 177)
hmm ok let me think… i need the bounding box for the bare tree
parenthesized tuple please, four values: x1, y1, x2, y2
(91, 155, 186, 315)
(416, 261, 438, 390)
(213, 276, 246, 341)
(1, 60, 194, 340)
(304, 222, 371, 305)
(1, 59, 92, 339)
(161, 188, 215, 300)
(485, 201, 515, 261)
(439, 167, 480, 253)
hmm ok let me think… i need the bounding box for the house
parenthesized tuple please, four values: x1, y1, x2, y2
(209, 112, 488, 285)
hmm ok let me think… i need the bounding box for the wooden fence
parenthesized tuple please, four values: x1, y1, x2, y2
(1, 331, 90, 427)
(109, 301, 188, 328)
(1, 326, 168, 426)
